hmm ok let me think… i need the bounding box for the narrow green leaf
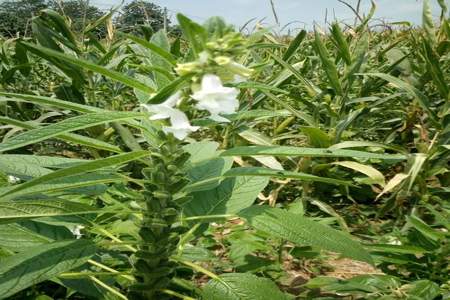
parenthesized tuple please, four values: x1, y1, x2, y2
(330, 23, 351, 65)
(224, 167, 352, 186)
(283, 29, 306, 61)
(120, 32, 177, 66)
(407, 215, 446, 242)
(221, 146, 406, 161)
(22, 42, 154, 94)
(361, 73, 439, 125)
(0, 92, 101, 113)
(147, 75, 191, 104)
(0, 117, 122, 153)
(332, 161, 385, 186)
(314, 30, 343, 95)
(0, 151, 149, 200)
(0, 112, 143, 153)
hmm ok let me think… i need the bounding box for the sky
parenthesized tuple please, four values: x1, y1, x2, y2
(91, 0, 445, 31)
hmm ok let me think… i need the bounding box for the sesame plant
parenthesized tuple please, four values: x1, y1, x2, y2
(0, 1, 449, 299)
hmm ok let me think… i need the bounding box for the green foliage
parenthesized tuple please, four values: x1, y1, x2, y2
(0, 2, 449, 300)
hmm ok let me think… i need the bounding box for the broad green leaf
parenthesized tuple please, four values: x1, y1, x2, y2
(203, 273, 290, 300)
(22, 42, 154, 94)
(185, 157, 234, 192)
(0, 155, 85, 169)
(224, 167, 352, 186)
(403, 280, 440, 300)
(0, 223, 52, 251)
(0, 151, 149, 200)
(0, 112, 143, 153)
(183, 141, 221, 164)
(239, 206, 373, 264)
(332, 161, 385, 186)
(221, 146, 406, 161)
(0, 157, 52, 178)
(0, 200, 102, 223)
(0, 240, 96, 299)
(183, 176, 269, 218)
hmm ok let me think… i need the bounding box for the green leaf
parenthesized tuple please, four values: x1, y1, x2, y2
(423, 0, 437, 46)
(0, 173, 121, 199)
(332, 161, 385, 186)
(0, 240, 96, 299)
(330, 22, 351, 65)
(0, 92, 102, 113)
(221, 146, 406, 161)
(185, 157, 234, 192)
(361, 73, 439, 125)
(406, 215, 446, 242)
(239, 206, 373, 264)
(120, 32, 177, 66)
(404, 280, 440, 300)
(183, 176, 269, 218)
(0, 223, 52, 251)
(0, 112, 143, 153)
(176, 14, 206, 55)
(0, 156, 53, 178)
(376, 173, 409, 200)
(0, 155, 85, 169)
(147, 75, 191, 104)
(224, 167, 352, 186)
(366, 244, 427, 255)
(283, 30, 306, 61)
(0, 116, 122, 153)
(21, 42, 154, 94)
(0, 151, 149, 200)
(203, 273, 290, 300)
(314, 30, 343, 95)
(0, 200, 102, 223)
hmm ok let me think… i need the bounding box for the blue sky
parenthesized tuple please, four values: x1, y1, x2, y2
(92, 0, 444, 31)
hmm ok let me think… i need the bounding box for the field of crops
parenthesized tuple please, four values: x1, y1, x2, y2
(0, 1, 449, 299)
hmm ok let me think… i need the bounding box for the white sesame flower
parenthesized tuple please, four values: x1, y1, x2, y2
(142, 92, 199, 140)
(7, 175, 20, 184)
(191, 74, 239, 122)
(70, 225, 85, 239)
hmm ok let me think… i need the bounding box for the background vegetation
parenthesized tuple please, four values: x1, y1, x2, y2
(0, 0, 448, 299)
